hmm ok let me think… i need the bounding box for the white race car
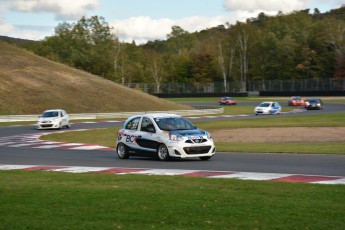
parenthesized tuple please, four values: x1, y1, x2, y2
(37, 109, 70, 129)
(115, 113, 216, 161)
(254, 102, 281, 115)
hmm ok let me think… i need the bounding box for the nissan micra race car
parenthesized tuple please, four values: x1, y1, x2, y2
(254, 102, 281, 115)
(115, 113, 216, 161)
(37, 109, 70, 130)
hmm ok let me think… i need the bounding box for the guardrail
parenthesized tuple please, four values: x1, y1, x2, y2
(0, 107, 223, 122)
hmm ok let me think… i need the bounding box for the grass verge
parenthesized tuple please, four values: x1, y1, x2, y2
(216, 142, 345, 154)
(194, 113, 345, 130)
(1, 170, 344, 230)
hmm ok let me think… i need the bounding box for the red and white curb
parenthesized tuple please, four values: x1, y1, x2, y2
(1, 164, 344, 184)
(0, 130, 113, 151)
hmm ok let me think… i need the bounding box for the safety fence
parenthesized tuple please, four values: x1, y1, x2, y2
(124, 78, 345, 94)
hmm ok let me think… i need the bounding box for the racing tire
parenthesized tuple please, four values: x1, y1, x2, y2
(157, 144, 170, 161)
(116, 143, 130, 159)
(200, 156, 212, 161)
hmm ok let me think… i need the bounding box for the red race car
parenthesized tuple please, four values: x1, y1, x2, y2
(219, 97, 237, 105)
(288, 96, 305, 106)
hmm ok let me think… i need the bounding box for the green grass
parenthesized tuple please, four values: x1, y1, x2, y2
(194, 113, 345, 130)
(216, 142, 345, 154)
(1, 170, 344, 230)
(41, 113, 345, 154)
(0, 121, 35, 127)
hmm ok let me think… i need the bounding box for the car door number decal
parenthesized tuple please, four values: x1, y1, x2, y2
(126, 135, 137, 143)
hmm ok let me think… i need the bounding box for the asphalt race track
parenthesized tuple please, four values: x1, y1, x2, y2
(1, 101, 345, 182)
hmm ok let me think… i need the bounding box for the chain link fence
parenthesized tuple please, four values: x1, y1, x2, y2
(124, 81, 244, 94)
(124, 78, 345, 94)
(248, 78, 345, 92)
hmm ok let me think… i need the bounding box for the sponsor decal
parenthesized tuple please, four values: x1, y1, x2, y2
(125, 135, 138, 143)
(117, 130, 125, 141)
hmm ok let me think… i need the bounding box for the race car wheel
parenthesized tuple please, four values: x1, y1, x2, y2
(200, 156, 212, 161)
(157, 144, 170, 161)
(116, 143, 129, 159)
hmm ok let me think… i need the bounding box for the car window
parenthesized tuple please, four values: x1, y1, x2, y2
(42, 111, 59, 118)
(259, 103, 271, 107)
(125, 117, 141, 130)
(154, 117, 196, 131)
(140, 117, 155, 133)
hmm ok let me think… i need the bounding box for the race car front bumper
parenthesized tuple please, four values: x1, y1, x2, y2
(166, 140, 216, 158)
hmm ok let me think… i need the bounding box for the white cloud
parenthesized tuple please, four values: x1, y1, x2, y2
(3, 0, 100, 20)
(111, 1, 318, 45)
(0, 18, 14, 35)
(223, 0, 307, 13)
(1, 0, 342, 44)
(0, 22, 54, 40)
(0, 0, 99, 40)
(111, 16, 174, 43)
(111, 15, 242, 44)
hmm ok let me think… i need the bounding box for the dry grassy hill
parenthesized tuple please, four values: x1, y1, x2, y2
(0, 42, 190, 115)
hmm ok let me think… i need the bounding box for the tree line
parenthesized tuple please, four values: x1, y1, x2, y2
(19, 7, 345, 92)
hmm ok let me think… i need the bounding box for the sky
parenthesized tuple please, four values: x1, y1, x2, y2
(0, 0, 344, 44)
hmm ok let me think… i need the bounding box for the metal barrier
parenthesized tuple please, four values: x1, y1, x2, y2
(0, 107, 224, 122)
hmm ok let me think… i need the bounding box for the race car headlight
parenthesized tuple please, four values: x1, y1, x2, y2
(317, 103, 321, 106)
(169, 134, 183, 141)
(207, 132, 212, 140)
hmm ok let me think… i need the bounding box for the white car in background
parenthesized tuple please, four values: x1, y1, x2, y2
(116, 113, 216, 161)
(37, 109, 70, 129)
(254, 102, 282, 115)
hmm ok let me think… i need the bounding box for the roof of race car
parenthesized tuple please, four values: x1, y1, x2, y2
(259, 101, 276, 104)
(128, 113, 181, 120)
(42, 109, 66, 113)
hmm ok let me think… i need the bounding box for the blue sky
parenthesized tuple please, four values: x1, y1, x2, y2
(0, 0, 343, 44)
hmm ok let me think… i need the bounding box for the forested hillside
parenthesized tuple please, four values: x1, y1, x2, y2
(18, 7, 345, 92)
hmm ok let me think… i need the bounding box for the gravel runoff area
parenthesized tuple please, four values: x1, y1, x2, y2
(212, 127, 345, 143)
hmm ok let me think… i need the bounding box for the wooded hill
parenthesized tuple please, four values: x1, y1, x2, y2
(0, 42, 189, 115)
(16, 7, 345, 93)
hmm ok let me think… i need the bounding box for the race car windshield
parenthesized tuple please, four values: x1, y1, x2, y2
(42, 111, 59, 118)
(154, 117, 196, 131)
(259, 103, 271, 107)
